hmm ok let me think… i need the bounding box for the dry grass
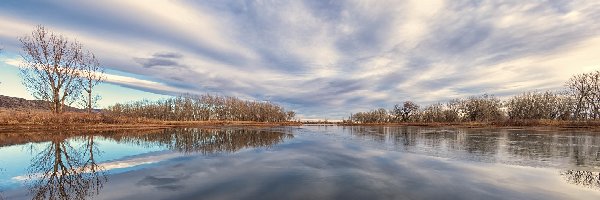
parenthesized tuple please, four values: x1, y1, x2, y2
(0, 109, 157, 125)
(491, 119, 600, 129)
(2, 109, 596, 133)
(0, 109, 302, 133)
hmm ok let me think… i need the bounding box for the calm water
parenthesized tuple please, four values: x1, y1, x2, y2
(0, 126, 599, 200)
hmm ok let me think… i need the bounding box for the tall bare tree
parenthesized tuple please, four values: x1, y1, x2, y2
(19, 25, 83, 114)
(78, 51, 105, 113)
(586, 71, 600, 119)
(566, 70, 600, 120)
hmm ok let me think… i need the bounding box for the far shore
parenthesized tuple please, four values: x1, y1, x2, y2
(1, 109, 599, 133)
(1, 120, 599, 134)
(337, 121, 600, 131)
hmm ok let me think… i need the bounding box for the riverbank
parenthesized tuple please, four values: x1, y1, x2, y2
(1, 109, 599, 133)
(0, 109, 301, 133)
(339, 120, 600, 130)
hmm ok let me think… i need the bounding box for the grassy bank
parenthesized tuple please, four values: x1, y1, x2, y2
(1, 109, 598, 133)
(0, 109, 301, 133)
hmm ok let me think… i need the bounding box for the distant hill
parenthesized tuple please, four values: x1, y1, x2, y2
(0, 95, 81, 111)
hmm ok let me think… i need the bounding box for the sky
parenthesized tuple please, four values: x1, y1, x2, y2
(0, 0, 599, 119)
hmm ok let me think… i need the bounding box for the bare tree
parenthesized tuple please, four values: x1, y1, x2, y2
(566, 70, 600, 120)
(391, 101, 419, 122)
(78, 51, 105, 113)
(400, 101, 419, 122)
(462, 94, 504, 122)
(19, 25, 83, 114)
(586, 71, 600, 119)
(567, 73, 591, 120)
(420, 103, 445, 122)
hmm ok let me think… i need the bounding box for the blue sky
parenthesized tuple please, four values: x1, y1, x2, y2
(0, 0, 599, 119)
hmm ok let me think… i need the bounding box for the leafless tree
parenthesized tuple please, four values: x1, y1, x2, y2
(420, 103, 445, 122)
(350, 108, 391, 123)
(567, 73, 591, 119)
(586, 71, 600, 119)
(445, 99, 464, 122)
(462, 94, 504, 122)
(19, 25, 83, 114)
(507, 91, 564, 120)
(566, 70, 600, 120)
(391, 101, 420, 122)
(78, 51, 105, 113)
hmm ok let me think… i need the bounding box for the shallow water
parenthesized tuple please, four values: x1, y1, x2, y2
(0, 126, 599, 199)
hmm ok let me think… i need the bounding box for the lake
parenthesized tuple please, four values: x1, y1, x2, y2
(0, 126, 599, 199)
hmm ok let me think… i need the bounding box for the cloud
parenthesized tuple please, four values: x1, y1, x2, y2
(134, 52, 185, 68)
(0, 0, 599, 118)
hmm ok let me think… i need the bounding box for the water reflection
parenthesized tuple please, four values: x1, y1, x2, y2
(341, 126, 600, 168)
(26, 136, 106, 200)
(7, 128, 291, 200)
(0, 168, 4, 200)
(2, 126, 599, 199)
(561, 170, 600, 190)
(113, 128, 293, 154)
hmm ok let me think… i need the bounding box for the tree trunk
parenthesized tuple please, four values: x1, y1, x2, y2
(88, 91, 92, 113)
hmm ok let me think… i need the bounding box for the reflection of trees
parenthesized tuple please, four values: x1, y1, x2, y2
(17, 128, 291, 200)
(113, 128, 293, 154)
(26, 135, 106, 200)
(560, 170, 600, 189)
(345, 126, 386, 144)
(462, 131, 500, 155)
(80, 136, 106, 197)
(0, 167, 4, 200)
(342, 126, 600, 167)
(504, 131, 553, 160)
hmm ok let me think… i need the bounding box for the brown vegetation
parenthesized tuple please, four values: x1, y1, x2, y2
(0, 109, 300, 133)
(106, 94, 296, 122)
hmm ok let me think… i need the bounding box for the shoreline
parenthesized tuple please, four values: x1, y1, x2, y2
(1, 120, 599, 134)
(1, 110, 598, 133)
(336, 121, 600, 131)
(0, 120, 303, 133)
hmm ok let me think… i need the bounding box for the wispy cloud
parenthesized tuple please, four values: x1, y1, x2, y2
(0, 0, 599, 118)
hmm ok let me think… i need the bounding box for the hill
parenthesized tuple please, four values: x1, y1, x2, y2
(0, 95, 80, 111)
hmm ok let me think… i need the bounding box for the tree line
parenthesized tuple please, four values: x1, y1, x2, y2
(106, 94, 295, 122)
(348, 70, 600, 123)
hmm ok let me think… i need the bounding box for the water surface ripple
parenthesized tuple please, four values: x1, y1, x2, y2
(0, 126, 598, 199)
